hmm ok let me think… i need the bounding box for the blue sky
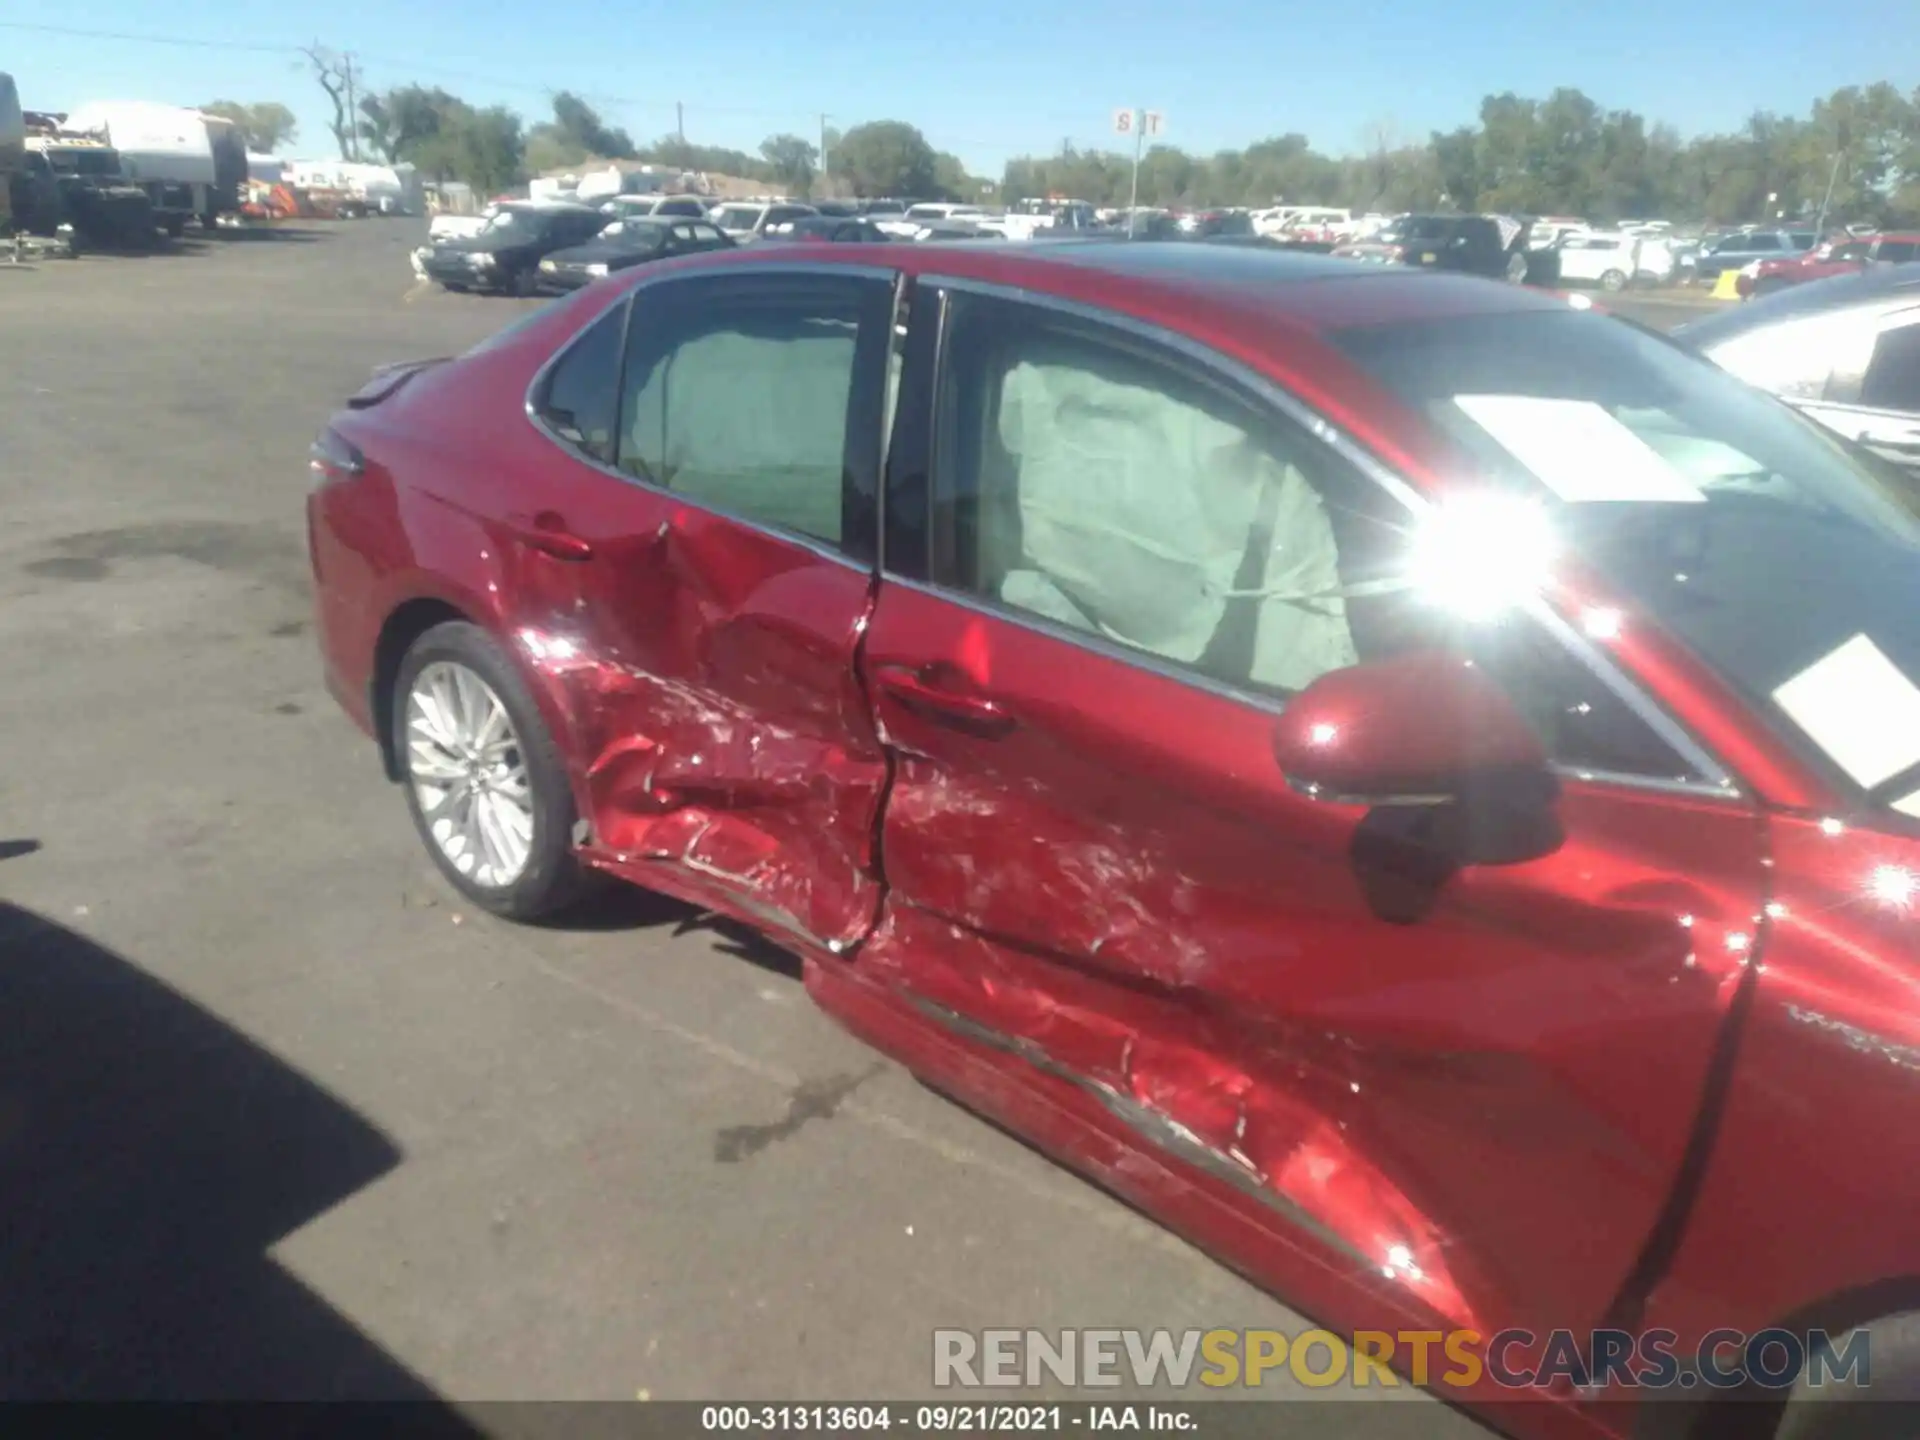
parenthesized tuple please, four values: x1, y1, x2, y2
(4, 4, 1913, 174)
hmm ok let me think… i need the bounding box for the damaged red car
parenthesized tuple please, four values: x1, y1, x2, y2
(308, 242, 1920, 1439)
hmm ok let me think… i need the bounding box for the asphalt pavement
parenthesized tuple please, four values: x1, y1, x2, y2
(0, 223, 1712, 1416)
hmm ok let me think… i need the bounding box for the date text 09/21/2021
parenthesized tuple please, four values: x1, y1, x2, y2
(701, 1406, 1191, 1432)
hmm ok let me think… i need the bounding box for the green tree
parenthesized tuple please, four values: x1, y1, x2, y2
(759, 133, 818, 194)
(931, 151, 981, 201)
(201, 100, 298, 153)
(831, 120, 939, 198)
(551, 92, 635, 159)
(358, 86, 463, 165)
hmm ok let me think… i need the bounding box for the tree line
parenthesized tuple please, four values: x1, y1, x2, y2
(1005, 83, 1920, 226)
(213, 71, 1920, 226)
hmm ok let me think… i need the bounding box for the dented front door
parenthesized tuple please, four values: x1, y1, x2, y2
(857, 285, 1769, 1346)
(519, 267, 896, 949)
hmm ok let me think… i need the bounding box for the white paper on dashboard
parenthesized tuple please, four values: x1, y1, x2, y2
(1895, 789, 1920, 820)
(1454, 395, 1709, 504)
(1771, 634, 1920, 790)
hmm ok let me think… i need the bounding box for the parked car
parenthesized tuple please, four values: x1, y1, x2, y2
(1268, 206, 1350, 249)
(913, 221, 1005, 242)
(308, 241, 1920, 1439)
(419, 201, 608, 295)
(600, 193, 711, 222)
(708, 199, 818, 241)
(1683, 228, 1819, 283)
(535, 215, 735, 291)
(1737, 232, 1920, 298)
(762, 215, 892, 243)
(1333, 212, 1556, 284)
(1676, 265, 1920, 475)
(1179, 207, 1258, 240)
(1553, 230, 1642, 291)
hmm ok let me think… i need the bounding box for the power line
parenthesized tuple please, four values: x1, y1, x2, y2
(0, 17, 1043, 158)
(0, 19, 291, 53)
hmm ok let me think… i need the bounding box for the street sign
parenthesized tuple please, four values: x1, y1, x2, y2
(1142, 110, 1165, 138)
(1112, 107, 1136, 136)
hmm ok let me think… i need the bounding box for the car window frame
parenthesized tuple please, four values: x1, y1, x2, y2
(1860, 305, 1920, 413)
(884, 273, 1737, 799)
(522, 261, 900, 570)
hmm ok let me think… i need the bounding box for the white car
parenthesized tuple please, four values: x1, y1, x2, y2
(876, 202, 989, 239)
(1554, 231, 1643, 292)
(412, 209, 491, 278)
(708, 200, 818, 242)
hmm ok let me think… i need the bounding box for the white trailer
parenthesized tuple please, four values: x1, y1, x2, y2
(0, 73, 22, 234)
(61, 100, 216, 236)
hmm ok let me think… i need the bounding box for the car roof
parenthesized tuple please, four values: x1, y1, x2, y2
(1674, 266, 1920, 349)
(624, 237, 1569, 338)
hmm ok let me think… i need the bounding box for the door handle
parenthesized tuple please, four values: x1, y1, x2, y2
(504, 510, 593, 562)
(872, 663, 1017, 739)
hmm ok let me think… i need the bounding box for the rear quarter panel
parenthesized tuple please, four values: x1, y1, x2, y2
(308, 288, 622, 745)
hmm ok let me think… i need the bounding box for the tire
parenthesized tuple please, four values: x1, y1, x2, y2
(1774, 1312, 1920, 1440)
(1505, 249, 1529, 283)
(1753, 276, 1789, 298)
(163, 214, 186, 240)
(391, 621, 592, 920)
(1601, 268, 1628, 292)
(509, 265, 538, 298)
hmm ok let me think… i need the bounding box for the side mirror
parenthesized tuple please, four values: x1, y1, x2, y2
(1273, 651, 1553, 809)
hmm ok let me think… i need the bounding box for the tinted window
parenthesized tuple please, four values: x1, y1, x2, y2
(1878, 240, 1919, 264)
(657, 198, 706, 217)
(616, 276, 888, 549)
(933, 293, 1368, 696)
(1333, 307, 1920, 804)
(1863, 319, 1920, 412)
(930, 294, 1692, 774)
(768, 206, 814, 225)
(536, 303, 627, 462)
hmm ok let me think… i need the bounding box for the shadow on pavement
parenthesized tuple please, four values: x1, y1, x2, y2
(545, 884, 805, 982)
(0, 900, 478, 1415)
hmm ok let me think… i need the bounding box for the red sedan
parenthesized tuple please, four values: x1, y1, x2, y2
(308, 241, 1920, 1438)
(1738, 232, 1920, 298)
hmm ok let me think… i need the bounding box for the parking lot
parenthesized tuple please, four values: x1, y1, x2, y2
(0, 221, 1699, 1415)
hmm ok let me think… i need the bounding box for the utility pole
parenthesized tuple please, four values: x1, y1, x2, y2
(1111, 107, 1163, 238)
(343, 53, 359, 160)
(676, 101, 684, 144)
(819, 112, 830, 194)
(1126, 112, 1144, 238)
(1814, 150, 1844, 236)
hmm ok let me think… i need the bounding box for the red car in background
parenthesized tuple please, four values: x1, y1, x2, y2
(1738, 231, 1920, 298)
(308, 242, 1920, 1440)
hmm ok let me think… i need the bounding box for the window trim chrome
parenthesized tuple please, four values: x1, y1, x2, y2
(912, 272, 1742, 801)
(521, 260, 902, 575)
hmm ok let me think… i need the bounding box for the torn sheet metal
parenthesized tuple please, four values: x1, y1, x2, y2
(509, 512, 887, 949)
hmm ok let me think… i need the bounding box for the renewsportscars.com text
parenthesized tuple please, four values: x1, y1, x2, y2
(933, 1328, 1869, 1392)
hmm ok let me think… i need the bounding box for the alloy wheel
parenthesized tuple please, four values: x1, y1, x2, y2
(404, 660, 535, 889)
